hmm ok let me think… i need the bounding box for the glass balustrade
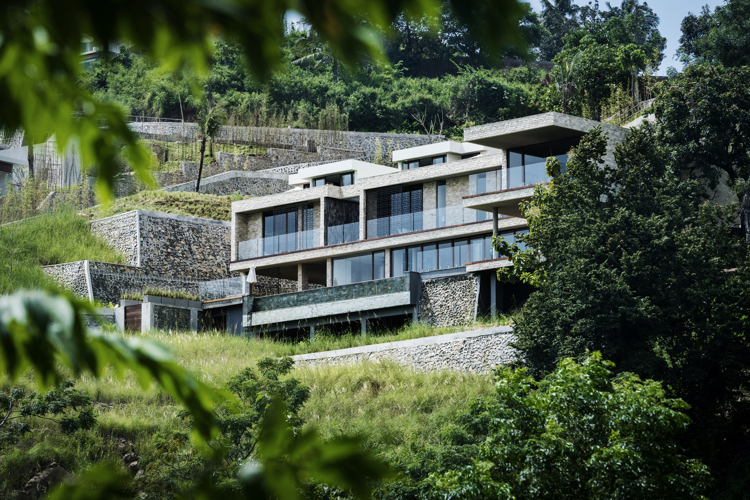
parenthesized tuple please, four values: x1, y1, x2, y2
(238, 229, 320, 259)
(365, 206, 489, 238)
(326, 222, 360, 245)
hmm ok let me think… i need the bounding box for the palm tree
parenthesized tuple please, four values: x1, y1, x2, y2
(195, 97, 226, 193)
(551, 52, 579, 114)
(292, 26, 339, 82)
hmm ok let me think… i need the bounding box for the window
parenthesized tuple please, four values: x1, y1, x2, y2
(391, 234, 498, 274)
(332, 251, 385, 286)
(392, 248, 406, 277)
(507, 136, 582, 189)
(437, 180, 447, 228)
(366, 185, 423, 238)
(461, 152, 480, 159)
(262, 203, 315, 255)
(404, 155, 446, 170)
(313, 172, 354, 187)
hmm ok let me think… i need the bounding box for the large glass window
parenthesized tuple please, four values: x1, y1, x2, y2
(438, 242, 452, 270)
(366, 185, 423, 238)
(422, 244, 437, 272)
(391, 233, 503, 274)
(313, 172, 354, 187)
(507, 136, 582, 189)
(332, 251, 385, 286)
(404, 155, 446, 170)
(392, 248, 406, 277)
(262, 203, 314, 255)
(437, 180, 447, 228)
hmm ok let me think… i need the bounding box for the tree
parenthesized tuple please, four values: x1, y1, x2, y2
(550, 51, 579, 113)
(539, 0, 581, 61)
(653, 64, 750, 189)
(425, 353, 710, 500)
(195, 96, 226, 193)
(678, 0, 750, 67)
(495, 126, 750, 493)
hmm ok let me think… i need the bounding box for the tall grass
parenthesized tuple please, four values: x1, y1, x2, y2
(0, 207, 125, 294)
(89, 190, 246, 222)
(1, 325, 498, 493)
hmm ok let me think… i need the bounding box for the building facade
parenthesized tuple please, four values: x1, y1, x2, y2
(230, 112, 628, 337)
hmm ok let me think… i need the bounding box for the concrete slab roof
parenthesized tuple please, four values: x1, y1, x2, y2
(463, 112, 626, 150)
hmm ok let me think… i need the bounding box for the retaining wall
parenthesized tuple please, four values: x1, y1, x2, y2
(161, 170, 290, 197)
(91, 210, 233, 281)
(292, 327, 517, 374)
(418, 275, 478, 327)
(43, 260, 200, 304)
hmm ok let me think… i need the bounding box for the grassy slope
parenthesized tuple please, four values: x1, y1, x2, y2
(0, 208, 125, 294)
(1, 327, 496, 493)
(89, 190, 246, 221)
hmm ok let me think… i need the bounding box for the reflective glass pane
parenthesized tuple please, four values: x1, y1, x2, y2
(453, 240, 468, 266)
(470, 237, 484, 262)
(408, 246, 420, 272)
(422, 244, 437, 272)
(392, 248, 406, 277)
(373, 251, 385, 280)
(438, 242, 452, 269)
(485, 236, 493, 260)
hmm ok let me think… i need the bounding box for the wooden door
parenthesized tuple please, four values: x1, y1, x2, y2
(124, 305, 142, 332)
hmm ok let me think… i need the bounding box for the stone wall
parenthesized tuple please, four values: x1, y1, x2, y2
(161, 170, 290, 197)
(43, 260, 200, 304)
(293, 327, 516, 374)
(92, 210, 233, 281)
(90, 211, 139, 266)
(418, 275, 478, 327)
(153, 304, 192, 331)
(44, 261, 89, 297)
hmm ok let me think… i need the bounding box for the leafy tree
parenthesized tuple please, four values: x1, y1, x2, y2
(653, 64, 750, 189)
(0, 380, 96, 446)
(678, 0, 750, 67)
(387, 353, 710, 500)
(495, 126, 750, 494)
(539, 0, 581, 61)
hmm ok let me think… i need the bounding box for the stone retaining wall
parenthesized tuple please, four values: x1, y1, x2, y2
(153, 304, 192, 331)
(161, 170, 290, 197)
(90, 211, 139, 266)
(293, 327, 517, 374)
(91, 210, 233, 281)
(43, 260, 200, 304)
(418, 275, 478, 327)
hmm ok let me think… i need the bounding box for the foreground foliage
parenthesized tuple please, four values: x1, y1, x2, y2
(497, 125, 750, 494)
(379, 353, 709, 500)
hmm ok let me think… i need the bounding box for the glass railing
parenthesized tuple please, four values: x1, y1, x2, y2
(508, 156, 569, 189)
(238, 229, 320, 259)
(366, 206, 489, 238)
(326, 222, 360, 245)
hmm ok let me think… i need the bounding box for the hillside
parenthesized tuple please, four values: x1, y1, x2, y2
(89, 191, 246, 222)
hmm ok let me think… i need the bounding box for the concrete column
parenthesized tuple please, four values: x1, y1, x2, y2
(490, 276, 497, 318)
(241, 271, 248, 296)
(310, 323, 316, 340)
(384, 249, 391, 278)
(190, 308, 198, 332)
(359, 191, 366, 240)
(492, 207, 499, 259)
(297, 264, 308, 292)
(319, 197, 326, 247)
(361, 316, 367, 335)
(326, 258, 333, 287)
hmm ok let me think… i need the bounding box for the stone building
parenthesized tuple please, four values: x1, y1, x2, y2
(230, 112, 628, 336)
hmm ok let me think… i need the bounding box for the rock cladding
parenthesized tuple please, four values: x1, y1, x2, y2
(418, 275, 478, 327)
(293, 327, 517, 374)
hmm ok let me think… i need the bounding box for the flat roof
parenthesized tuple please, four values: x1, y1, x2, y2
(463, 112, 626, 150)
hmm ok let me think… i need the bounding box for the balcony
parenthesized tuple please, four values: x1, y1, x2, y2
(238, 230, 320, 259)
(366, 206, 488, 239)
(326, 222, 359, 246)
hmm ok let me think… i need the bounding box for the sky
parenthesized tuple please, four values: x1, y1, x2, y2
(287, 0, 726, 75)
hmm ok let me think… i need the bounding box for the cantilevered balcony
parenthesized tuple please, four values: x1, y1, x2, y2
(237, 230, 320, 259)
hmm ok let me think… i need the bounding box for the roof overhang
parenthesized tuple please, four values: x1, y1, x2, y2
(463, 112, 623, 150)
